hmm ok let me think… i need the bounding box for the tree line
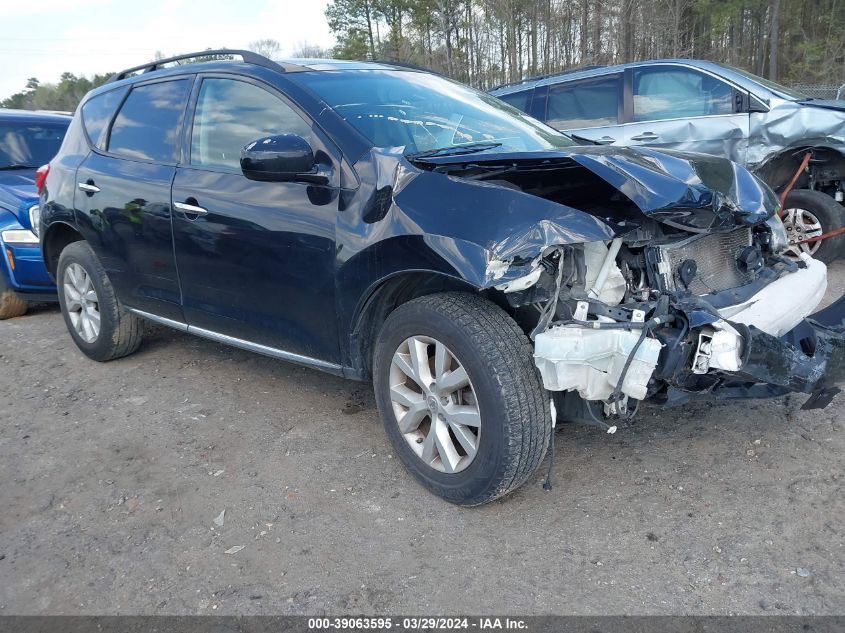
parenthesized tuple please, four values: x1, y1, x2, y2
(326, 0, 845, 89)
(4, 2, 843, 111)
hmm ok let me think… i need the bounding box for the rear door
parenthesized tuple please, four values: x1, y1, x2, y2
(616, 64, 749, 163)
(74, 77, 192, 322)
(540, 73, 624, 144)
(170, 75, 340, 363)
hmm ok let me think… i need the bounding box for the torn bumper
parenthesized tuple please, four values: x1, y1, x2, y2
(736, 295, 845, 401)
(533, 257, 845, 408)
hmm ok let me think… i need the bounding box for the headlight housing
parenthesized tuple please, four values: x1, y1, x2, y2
(28, 203, 41, 237)
(1, 229, 39, 245)
(764, 212, 789, 254)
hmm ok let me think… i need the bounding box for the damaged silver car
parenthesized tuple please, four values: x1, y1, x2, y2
(491, 59, 845, 262)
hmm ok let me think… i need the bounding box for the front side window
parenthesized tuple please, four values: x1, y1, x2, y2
(294, 70, 575, 156)
(497, 90, 532, 114)
(190, 78, 312, 171)
(633, 67, 733, 122)
(108, 79, 191, 162)
(0, 121, 68, 169)
(545, 76, 620, 129)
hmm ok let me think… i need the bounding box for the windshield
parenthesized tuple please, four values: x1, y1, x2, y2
(715, 63, 809, 101)
(0, 121, 68, 169)
(295, 69, 576, 156)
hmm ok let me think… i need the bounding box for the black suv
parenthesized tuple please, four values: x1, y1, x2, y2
(39, 50, 845, 505)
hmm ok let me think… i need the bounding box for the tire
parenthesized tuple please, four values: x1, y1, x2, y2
(56, 241, 144, 361)
(0, 274, 28, 320)
(781, 189, 845, 263)
(373, 291, 551, 506)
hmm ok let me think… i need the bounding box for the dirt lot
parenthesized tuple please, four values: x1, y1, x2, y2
(1, 263, 844, 616)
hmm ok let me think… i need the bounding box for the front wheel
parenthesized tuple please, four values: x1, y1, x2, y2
(781, 189, 845, 263)
(373, 292, 551, 506)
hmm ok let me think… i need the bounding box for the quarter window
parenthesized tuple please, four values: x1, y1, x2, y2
(190, 78, 312, 171)
(108, 79, 190, 162)
(545, 76, 620, 130)
(633, 67, 733, 122)
(81, 87, 127, 149)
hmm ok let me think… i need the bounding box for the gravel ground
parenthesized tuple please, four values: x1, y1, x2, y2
(1, 262, 843, 616)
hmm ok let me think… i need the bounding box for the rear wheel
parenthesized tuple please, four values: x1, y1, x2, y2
(57, 241, 144, 361)
(0, 274, 27, 320)
(782, 189, 845, 263)
(373, 292, 551, 506)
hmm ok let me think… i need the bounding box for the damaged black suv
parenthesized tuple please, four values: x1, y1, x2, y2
(39, 50, 845, 505)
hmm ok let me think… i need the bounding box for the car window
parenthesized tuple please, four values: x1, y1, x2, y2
(295, 70, 575, 155)
(190, 78, 312, 171)
(633, 67, 733, 122)
(545, 76, 620, 129)
(497, 91, 531, 113)
(108, 79, 191, 162)
(81, 87, 127, 149)
(0, 121, 68, 168)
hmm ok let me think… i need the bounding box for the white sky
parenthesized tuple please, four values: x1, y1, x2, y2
(1, 0, 335, 100)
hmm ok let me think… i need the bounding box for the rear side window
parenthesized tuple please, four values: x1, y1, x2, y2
(80, 87, 127, 149)
(633, 67, 733, 122)
(545, 76, 620, 130)
(108, 79, 190, 162)
(190, 78, 312, 171)
(497, 91, 531, 113)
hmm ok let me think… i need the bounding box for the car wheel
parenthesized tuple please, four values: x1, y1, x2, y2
(782, 189, 845, 263)
(373, 291, 551, 506)
(57, 241, 144, 361)
(0, 274, 28, 320)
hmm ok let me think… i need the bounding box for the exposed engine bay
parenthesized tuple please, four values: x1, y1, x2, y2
(419, 153, 845, 427)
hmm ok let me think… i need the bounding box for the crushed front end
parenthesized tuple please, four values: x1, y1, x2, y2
(505, 219, 845, 425)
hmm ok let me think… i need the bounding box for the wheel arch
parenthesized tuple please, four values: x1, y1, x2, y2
(42, 221, 85, 279)
(755, 144, 845, 192)
(348, 270, 486, 379)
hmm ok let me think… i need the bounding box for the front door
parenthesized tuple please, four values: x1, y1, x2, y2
(171, 76, 340, 363)
(617, 64, 750, 164)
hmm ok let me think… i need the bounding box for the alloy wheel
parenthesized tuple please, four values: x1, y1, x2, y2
(389, 335, 481, 474)
(782, 207, 823, 258)
(63, 262, 101, 343)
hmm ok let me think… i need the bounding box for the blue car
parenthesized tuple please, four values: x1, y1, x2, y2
(0, 109, 70, 318)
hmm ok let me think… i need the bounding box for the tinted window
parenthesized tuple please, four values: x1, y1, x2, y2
(0, 121, 68, 168)
(633, 67, 733, 122)
(190, 78, 312, 170)
(81, 87, 127, 148)
(545, 76, 620, 129)
(498, 91, 531, 113)
(108, 79, 190, 162)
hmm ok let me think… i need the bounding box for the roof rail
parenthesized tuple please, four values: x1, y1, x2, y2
(491, 64, 607, 91)
(107, 49, 299, 83)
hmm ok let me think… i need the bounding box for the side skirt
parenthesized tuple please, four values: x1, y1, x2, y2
(128, 308, 346, 377)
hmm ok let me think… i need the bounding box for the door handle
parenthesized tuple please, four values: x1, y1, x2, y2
(174, 201, 208, 216)
(593, 136, 616, 145)
(77, 182, 100, 194)
(630, 132, 660, 142)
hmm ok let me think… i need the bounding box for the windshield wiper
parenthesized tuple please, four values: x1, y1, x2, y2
(405, 142, 502, 160)
(0, 164, 38, 170)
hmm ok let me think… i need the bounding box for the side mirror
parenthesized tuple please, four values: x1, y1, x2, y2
(240, 134, 325, 183)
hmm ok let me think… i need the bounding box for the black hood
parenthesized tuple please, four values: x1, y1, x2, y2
(412, 144, 780, 233)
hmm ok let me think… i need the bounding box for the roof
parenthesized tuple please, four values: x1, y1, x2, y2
(0, 109, 72, 123)
(273, 58, 423, 72)
(489, 58, 776, 98)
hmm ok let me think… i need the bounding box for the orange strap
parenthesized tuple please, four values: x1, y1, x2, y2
(778, 152, 813, 213)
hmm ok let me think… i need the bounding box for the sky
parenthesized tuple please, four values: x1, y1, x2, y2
(0, 0, 336, 100)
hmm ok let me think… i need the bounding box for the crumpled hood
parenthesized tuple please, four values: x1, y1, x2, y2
(0, 169, 38, 226)
(415, 144, 779, 232)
